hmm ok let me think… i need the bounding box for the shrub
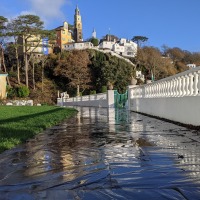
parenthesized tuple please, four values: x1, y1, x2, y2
(90, 90, 96, 95)
(17, 86, 30, 98)
(7, 86, 17, 99)
(101, 85, 107, 93)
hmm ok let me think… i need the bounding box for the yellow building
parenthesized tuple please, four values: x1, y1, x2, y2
(55, 22, 73, 50)
(0, 72, 8, 99)
(18, 35, 54, 56)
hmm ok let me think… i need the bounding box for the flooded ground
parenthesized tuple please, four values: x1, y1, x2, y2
(0, 107, 200, 200)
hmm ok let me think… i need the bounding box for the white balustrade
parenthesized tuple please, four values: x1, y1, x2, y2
(129, 67, 200, 99)
(58, 93, 107, 104)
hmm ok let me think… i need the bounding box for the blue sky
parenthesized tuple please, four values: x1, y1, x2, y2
(1, 0, 200, 52)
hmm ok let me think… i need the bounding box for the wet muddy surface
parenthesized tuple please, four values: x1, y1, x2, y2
(0, 107, 200, 199)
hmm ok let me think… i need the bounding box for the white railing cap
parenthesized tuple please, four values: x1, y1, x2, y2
(144, 66, 200, 86)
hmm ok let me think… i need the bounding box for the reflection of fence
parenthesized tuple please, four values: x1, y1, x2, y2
(114, 90, 128, 108)
(128, 67, 200, 126)
(57, 90, 115, 108)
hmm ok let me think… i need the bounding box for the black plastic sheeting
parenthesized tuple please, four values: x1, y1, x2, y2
(0, 107, 200, 199)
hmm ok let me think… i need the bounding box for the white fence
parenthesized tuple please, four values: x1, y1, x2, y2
(128, 67, 200, 126)
(57, 90, 115, 108)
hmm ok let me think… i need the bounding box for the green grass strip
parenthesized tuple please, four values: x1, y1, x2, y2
(0, 106, 77, 153)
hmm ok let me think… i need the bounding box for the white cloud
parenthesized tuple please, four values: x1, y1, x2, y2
(27, 0, 72, 27)
(29, 0, 68, 19)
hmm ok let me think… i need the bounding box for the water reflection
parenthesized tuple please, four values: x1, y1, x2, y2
(0, 107, 200, 199)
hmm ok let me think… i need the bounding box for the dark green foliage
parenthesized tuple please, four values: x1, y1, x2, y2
(88, 49, 135, 93)
(7, 86, 17, 99)
(132, 36, 148, 47)
(90, 38, 99, 46)
(17, 85, 30, 97)
(7, 85, 30, 98)
(90, 90, 96, 95)
(101, 86, 107, 93)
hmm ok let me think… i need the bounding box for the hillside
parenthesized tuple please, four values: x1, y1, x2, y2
(6, 47, 192, 104)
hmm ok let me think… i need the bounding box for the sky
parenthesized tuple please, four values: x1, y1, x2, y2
(1, 0, 200, 52)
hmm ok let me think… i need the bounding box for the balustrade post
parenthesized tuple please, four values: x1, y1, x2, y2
(178, 77, 182, 96)
(170, 81, 173, 97)
(152, 84, 155, 97)
(197, 70, 200, 96)
(185, 75, 190, 96)
(181, 76, 186, 96)
(147, 85, 149, 98)
(163, 82, 166, 97)
(174, 78, 177, 96)
(167, 81, 170, 97)
(189, 73, 194, 96)
(158, 83, 161, 97)
(156, 84, 158, 97)
(193, 72, 198, 95)
(171, 80, 175, 97)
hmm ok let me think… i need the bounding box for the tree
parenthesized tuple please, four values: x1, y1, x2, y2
(88, 49, 135, 93)
(136, 46, 175, 80)
(14, 14, 44, 88)
(89, 38, 99, 46)
(7, 19, 23, 84)
(0, 16, 10, 86)
(0, 16, 8, 71)
(132, 36, 148, 48)
(162, 46, 188, 72)
(54, 50, 91, 96)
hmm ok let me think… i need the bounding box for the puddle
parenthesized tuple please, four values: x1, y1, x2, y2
(0, 107, 200, 199)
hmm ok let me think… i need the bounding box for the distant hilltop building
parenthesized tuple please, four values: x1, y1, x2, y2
(55, 6, 83, 51)
(187, 64, 196, 69)
(99, 38, 137, 57)
(17, 6, 137, 58)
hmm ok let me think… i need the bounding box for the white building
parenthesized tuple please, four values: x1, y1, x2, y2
(98, 41, 116, 50)
(187, 64, 196, 69)
(99, 38, 137, 58)
(63, 42, 94, 51)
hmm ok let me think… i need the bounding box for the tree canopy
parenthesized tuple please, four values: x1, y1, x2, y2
(132, 36, 148, 47)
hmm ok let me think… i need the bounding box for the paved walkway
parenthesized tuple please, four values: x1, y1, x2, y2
(0, 107, 200, 199)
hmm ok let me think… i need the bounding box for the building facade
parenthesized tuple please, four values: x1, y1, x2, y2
(18, 35, 54, 56)
(0, 72, 7, 99)
(63, 42, 93, 51)
(99, 38, 137, 58)
(55, 21, 73, 50)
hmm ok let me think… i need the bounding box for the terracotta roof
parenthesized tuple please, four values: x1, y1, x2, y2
(55, 26, 64, 31)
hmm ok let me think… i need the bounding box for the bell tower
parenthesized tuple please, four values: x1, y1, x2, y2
(74, 6, 83, 42)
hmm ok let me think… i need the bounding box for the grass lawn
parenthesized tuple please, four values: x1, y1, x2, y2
(0, 106, 77, 153)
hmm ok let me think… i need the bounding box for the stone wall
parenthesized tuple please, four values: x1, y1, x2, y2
(6, 100, 33, 106)
(57, 90, 115, 108)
